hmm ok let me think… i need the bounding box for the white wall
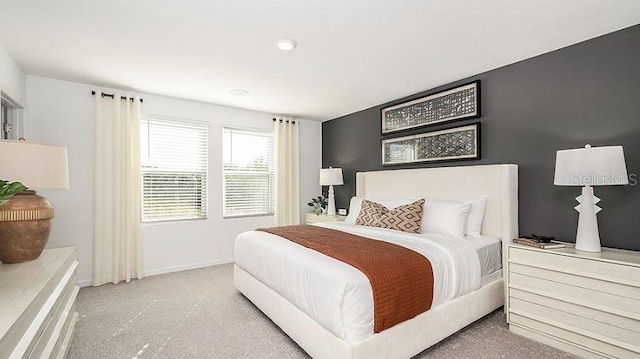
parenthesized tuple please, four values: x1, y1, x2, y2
(0, 45, 26, 104)
(26, 75, 322, 286)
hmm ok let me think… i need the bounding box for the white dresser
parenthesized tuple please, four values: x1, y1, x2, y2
(507, 243, 640, 359)
(0, 248, 79, 359)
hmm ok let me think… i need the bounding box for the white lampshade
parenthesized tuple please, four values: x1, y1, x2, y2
(0, 140, 69, 189)
(319, 167, 343, 186)
(554, 145, 628, 186)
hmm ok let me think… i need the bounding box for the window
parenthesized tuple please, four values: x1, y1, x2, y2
(1, 93, 23, 140)
(1, 102, 9, 139)
(223, 127, 275, 218)
(140, 118, 208, 222)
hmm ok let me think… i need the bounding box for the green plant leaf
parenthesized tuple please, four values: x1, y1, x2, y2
(4, 182, 28, 195)
(0, 181, 28, 202)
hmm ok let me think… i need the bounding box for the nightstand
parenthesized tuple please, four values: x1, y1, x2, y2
(507, 242, 640, 358)
(305, 213, 346, 224)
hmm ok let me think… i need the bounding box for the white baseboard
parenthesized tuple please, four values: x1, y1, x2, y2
(144, 258, 234, 277)
(77, 278, 92, 288)
(75, 258, 234, 288)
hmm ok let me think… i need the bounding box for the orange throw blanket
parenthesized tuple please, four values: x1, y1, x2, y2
(257, 225, 434, 332)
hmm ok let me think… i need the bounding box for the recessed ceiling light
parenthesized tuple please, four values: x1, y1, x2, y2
(230, 89, 249, 96)
(275, 39, 297, 51)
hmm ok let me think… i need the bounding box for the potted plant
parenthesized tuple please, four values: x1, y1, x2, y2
(307, 195, 328, 215)
(0, 180, 28, 205)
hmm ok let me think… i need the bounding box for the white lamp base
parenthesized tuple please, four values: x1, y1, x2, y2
(327, 185, 337, 215)
(574, 185, 602, 252)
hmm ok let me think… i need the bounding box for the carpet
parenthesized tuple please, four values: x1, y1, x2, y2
(69, 264, 577, 358)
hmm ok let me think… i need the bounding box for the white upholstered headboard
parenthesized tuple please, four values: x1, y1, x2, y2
(356, 164, 518, 277)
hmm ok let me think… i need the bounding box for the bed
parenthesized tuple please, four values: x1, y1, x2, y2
(234, 164, 518, 359)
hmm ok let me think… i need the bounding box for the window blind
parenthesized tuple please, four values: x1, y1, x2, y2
(223, 127, 275, 218)
(141, 118, 208, 222)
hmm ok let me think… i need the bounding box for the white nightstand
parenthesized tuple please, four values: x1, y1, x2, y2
(305, 213, 347, 224)
(507, 242, 640, 358)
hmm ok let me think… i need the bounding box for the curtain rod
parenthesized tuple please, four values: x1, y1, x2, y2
(91, 91, 143, 103)
(272, 117, 296, 124)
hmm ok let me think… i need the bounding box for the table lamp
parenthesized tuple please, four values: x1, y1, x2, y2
(319, 167, 343, 216)
(0, 140, 69, 263)
(554, 144, 628, 252)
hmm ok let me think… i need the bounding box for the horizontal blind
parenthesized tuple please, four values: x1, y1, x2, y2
(223, 127, 274, 218)
(141, 118, 208, 222)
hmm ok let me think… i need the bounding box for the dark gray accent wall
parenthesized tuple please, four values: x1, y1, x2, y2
(322, 25, 640, 251)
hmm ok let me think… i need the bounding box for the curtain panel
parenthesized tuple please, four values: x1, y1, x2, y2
(274, 118, 300, 226)
(93, 94, 143, 286)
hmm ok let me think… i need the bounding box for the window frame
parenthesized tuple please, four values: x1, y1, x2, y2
(222, 125, 275, 219)
(1, 91, 25, 140)
(140, 115, 209, 223)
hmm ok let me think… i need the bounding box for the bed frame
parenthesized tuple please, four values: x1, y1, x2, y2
(234, 164, 518, 359)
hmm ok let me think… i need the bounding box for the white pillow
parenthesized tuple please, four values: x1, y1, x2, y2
(466, 196, 488, 237)
(344, 197, 419, 224)
(420, 199, 473, 240)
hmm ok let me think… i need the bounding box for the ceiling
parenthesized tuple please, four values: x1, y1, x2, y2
(1, 1, 639, 121)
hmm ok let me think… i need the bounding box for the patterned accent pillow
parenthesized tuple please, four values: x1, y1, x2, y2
(355, 199, 425, 234)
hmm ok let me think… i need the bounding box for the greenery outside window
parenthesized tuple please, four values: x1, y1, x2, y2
(141, 118, 208, 222)
(222, 127, 274, 218)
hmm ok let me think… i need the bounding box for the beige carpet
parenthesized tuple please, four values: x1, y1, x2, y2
(69, 264, 577, 358)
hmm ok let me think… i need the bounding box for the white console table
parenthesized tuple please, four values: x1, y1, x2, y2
(0, 248, 79, 359)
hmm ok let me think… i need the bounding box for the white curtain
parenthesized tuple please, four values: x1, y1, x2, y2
(93, 94, 143, 286)
(274, 117, 300, 226)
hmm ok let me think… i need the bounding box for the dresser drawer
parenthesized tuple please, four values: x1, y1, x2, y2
(510, 262, 639, 300)
(509, 263, 640, 320)
(510, 313, 638, 359)
(510, 294, 640, 350)
(509, 246, 640, 287)
(510, 271, 640, 318)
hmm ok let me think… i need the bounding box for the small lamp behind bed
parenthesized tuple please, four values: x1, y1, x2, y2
(320, 167, 343, 216)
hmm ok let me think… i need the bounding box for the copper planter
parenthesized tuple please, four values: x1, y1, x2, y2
(0, 191, 53, 264)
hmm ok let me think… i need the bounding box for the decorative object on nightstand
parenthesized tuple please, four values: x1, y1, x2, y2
(0, 140, 69, 263)
(305, 213, 346, 225)
(319, 167, 343, 216)
(307, 195, 328, 215)
(507, 243, 640, 358)
(554, 144, 628, 252)
(513, 238, 565, 249)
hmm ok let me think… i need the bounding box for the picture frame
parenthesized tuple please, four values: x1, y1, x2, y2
(381, 80, 480, 134)
(381, 123, 480, 166)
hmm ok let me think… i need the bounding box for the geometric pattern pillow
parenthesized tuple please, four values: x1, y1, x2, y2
(355, 199, 425, 234)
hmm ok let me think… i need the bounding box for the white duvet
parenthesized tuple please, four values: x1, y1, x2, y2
(234, 222, 482, 343)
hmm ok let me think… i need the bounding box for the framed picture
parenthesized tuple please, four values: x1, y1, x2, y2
(381, 80, 480, 134)
(382, 123, 480, 165)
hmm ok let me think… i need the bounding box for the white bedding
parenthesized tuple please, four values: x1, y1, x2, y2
(467, 235, 502, 278)
(234, 222, 489, 343)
